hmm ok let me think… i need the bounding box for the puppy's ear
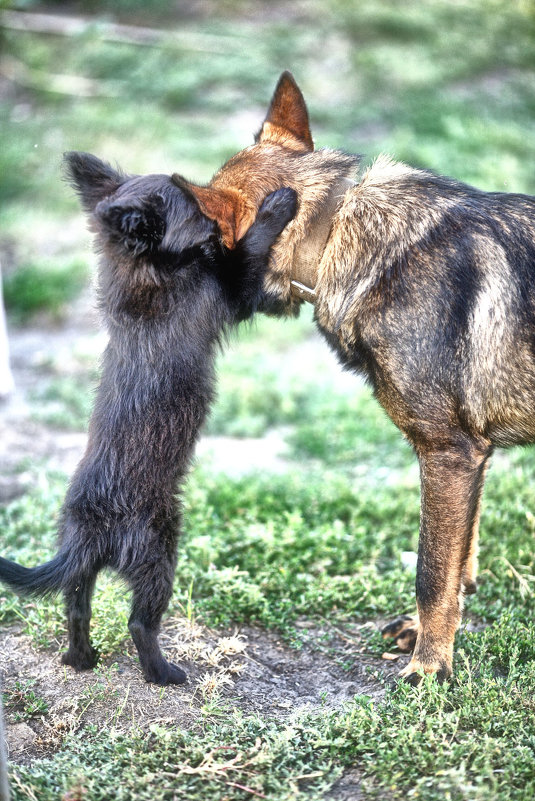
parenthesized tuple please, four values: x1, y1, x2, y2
(63, 151, 124, 212)
(172, 176, 255, 249)
(94, 198, 166, 256)
(257, 71, 314, 152)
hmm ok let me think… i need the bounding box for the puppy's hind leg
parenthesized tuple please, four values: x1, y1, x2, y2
(125, 542, 186, 686)
(62, 568, 100, 671)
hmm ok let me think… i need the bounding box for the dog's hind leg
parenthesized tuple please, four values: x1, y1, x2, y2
(62, 569, 100, 671)
(381, 444, 489, 653)
(125, 539, 186, 686)
(461, 456, 490, 595)
(398, 436, 491, 684)
(382, 450, 490, 653)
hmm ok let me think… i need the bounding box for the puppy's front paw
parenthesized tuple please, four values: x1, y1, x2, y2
(255, 187, 298, 237)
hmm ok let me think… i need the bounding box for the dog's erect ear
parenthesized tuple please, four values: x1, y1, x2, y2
(94, 198, 166, 256)
(257, 71, 314, 152)
(63, 151, 124, 212)
(172, 176, 255, 249)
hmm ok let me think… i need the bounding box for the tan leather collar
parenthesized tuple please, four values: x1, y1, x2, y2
(290, 177, 355, 304)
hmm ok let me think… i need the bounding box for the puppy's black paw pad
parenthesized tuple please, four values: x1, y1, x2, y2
(166, 662, 187, 685)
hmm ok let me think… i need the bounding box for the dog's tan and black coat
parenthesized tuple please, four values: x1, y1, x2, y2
(181, 72, 535, 682)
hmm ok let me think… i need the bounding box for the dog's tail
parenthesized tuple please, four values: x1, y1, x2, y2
(0, 553, 68, 596)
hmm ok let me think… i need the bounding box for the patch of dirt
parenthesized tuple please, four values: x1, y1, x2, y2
(0, 287, 101, 500)
(1, 623, 201, 765)
(228, 623, 400, 716)
(0, 616, 404, 766)
(324, 768, 364, 800)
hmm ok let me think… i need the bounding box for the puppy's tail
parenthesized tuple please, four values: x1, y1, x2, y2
(0, 553, 68, 597)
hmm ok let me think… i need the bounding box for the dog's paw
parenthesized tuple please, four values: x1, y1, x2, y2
(144, 659, 187, 686)
(62, 644, 100, 671)
(399, 656, 452, 686)
(462, 577, 477, 595)
(381, 614, 419, 652)
(238, 187, 297, 259)
(163, 662, 188, 685)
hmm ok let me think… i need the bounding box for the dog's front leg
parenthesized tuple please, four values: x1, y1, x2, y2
(399, 438, 491, 684)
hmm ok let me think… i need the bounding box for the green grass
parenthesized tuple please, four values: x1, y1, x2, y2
(2, 1, 535, 799)
(7, 654, 535, 800)
(2, 258, 89, 322)
(177, 466, 419, 629)
(3, 680, 49, 722)
(2, 388, 535, 800)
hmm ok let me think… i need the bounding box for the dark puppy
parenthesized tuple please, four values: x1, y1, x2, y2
(0, 153, 296, 685)
(179, 72, 535, 683)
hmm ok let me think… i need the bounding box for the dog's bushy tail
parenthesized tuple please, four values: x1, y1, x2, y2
(0, 553, 67, 596)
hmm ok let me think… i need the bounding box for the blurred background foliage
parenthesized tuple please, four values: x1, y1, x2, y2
(1, 0, 535, 313)
(1, 0, 535, 238)
(1, 0, 535, 314)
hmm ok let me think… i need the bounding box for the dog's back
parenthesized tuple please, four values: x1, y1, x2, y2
(315, 156, 535, 448)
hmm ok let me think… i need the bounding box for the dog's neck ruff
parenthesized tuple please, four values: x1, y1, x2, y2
(290, 177, 356, 304)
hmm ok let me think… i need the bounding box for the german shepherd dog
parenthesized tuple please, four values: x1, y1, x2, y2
(177, 72, 535, 683)
(0, 152, 296, 685)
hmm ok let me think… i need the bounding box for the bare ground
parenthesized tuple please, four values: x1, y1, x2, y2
(1, 617, 404, 767)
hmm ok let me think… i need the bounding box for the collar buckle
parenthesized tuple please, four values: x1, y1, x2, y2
(290, 280, 317, 304)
